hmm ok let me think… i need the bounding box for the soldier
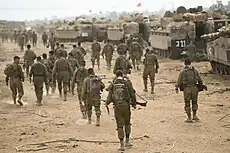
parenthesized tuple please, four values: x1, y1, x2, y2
(56, 44, 67, 59)
(48, 51, 57, 93)
(91, 38, 101, 70)
(67, 52, 79, 92)
(143, 48, 159, 94)
(29, 56, 48, 106)
(127, 34, 134, 49)
(81, 68, 105, 126)
(42, 53, 54, 95)
(13, 30, 18, 44)
(113, 54, 132, 75)
(4, 56, 24, 106)
(23, 30, 28, 45)
(72, 60, 88, 119)
(102, 39, 114, 70)
(54, 42, 60, 55)
(52, 52, 73, 101)
(183, 41, 197, 61)
(32, 31, 37, 47)
(106, 70, 136, 151)
(23, 44, 37, 77)
(117, 40, 129, 56)
(70, 44, 83, 63)
(49, 33, 56, 51)
(175, 58, 203, 123)
(129, 39, 143, 70)
(77, 42, 86, 57)
(18, 33, 25, 51)
(42, 32, 48, 47)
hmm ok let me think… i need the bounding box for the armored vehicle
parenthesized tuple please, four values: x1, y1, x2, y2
(55, 26, 80, 42)
(107, 27, 124, 45)
(202, 30, 230, 75)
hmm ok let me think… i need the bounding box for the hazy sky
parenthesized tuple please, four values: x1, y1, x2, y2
(0, 0, 229, 20)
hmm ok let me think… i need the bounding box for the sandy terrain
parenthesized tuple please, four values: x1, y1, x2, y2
(0, 41, 230, 153)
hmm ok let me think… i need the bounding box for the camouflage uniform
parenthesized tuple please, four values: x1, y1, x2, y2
(18, 34, 25, 51)
(42, 32, 48, 47)
(130, 41, 143, 70)
(56, 48, 68, 59)
(52, 57, 73, 101)
(106, 75, 136, 150)
(113, 55, 132, 75)
(49, 35, 56, 51)
(70, 48, 83, 63)
(117, 43, 129, 55)
(41, 58, 54, 95)
(32, 32, 37, 47)
(102, 42, 114, 69)
(91, 42, 101, 69)
(48, 54, 57, 93)
(54, 45, 60, 56)
(72, 67, 88, 118)
(67, 56, 79, 92)
(143, 51, 159, 93)
(23, 49, 37, 77)
(175, 65, 203, 122)
(4, 62, 24, 105)
(81, 75, 105, 126)
(29, 62, 48, 105)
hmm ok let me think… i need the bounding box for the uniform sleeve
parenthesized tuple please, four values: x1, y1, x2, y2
(71, 69, 78, 91)
(98, 43, 101, 51)
(111, 45, 115, 54)
(194, 68, 203, 84)
(113, 58, 118, 74)
(175, 70, 184, 88)
(18, 65, 25, 81)
(126, 80, 137, 106)
(153, 55, 159, 69)
(29, 64, 34, 78)
(81, 78, 88, 101)
(75, 60, 79, 69)
(23, 51, 28, 61)
(100, 80, 105, 90)
(68, 62, 73, 76)
(106, 83, 113, 105)
(43, 65, 48, 78)
(52, 61, 58, 78)
(102, 45, 106, 56)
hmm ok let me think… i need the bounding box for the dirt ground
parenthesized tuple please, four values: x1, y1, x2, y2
(0, 41, 230, 153)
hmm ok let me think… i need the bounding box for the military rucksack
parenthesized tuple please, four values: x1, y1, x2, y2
(118, 56, 127, 70)
(112, 78, 127, 102)
(144, 53, 155, 66)
(88, 76, 101, 98)
(42, 59, 51, 72)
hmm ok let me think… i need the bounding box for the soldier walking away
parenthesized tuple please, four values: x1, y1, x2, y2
(67, 52, 79, 92)
(81, 68, 105, 126)
(48, 33, 56, 51)
(113, 54, 132, 75)
(70, 44, 83, 64)
(42, 32, 48, 47)
(32, 31, 38, 47)
(106, 70, 137, 151)
(18, 32, 25, 51)
(54, 42, 60, 55)
(72, 60, 88, 119)
(129, 38, 143, 70)
(77, 42, 86, 57)
(48, 51, 57, 93)
(117, 40, 129, 56)
(23, 44, 37, 77)
(143, 48, 159, 94)
(29, 56, 48, 106)
(56, 44, 67, 59)
(42, 53, 54, 95)
(4, 56, 24, 106)
(175, 58, 203, 123)
(52, 52, 73, 101)
(102, 39, 114, 70)
(91, 38, 101, 70)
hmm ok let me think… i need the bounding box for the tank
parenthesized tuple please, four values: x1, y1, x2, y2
(55, 26, 80, 42)
(149, 19, 195, 59)
(202, 30, 230, 75)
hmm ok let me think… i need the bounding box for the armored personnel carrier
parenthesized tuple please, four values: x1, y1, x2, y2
(107, 27, 124, 45)
(55, 25, 80, 42)
(202, 29, 230, 75)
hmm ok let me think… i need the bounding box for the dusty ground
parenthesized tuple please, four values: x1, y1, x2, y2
(0, 41, 230, 153)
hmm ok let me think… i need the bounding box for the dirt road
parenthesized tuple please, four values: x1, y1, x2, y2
(0, 42, 230, 153)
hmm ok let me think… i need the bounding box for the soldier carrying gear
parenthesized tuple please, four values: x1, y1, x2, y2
(42, 53, 54, 95)
(143, 48, 159, 94)
(70, 44, 83, 64)
(106, 70, 137, 151)
(77, 42, 86, 57)
(81, 68, 105, 126)
(102, 39, 114, 70)
(91, 38, 101, 70)
(67, 52, 79, 92)
(54, 42, 60, 55)
(29, 56, 48, 106)
(113, 55, 132, 75)
(48, 51, 57, 93)
(48, 33, 56, 51)
(42, 32, 48, 47)
(52, 52, 73, 101)
(23, 44, 37, 77)
(175, 58, 203, 123)
(129, 39, 143, 70)
(117, 40, 129, 56)
(4, 56, 24, 106)
(32, 31, 37, 47)
(56, 44, 67, 59)
(72, 60, 88, 119)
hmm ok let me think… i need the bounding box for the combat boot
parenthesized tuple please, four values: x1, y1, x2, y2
(118, 139, 125, 151)
(125, 138, 133, 147)
(63, 93, 67, 101)
(17, 99, 23, 106)
(151, 88, 155, 94)
(143, 84, 148, 92)
(87, 116, 92, 124)
(96, 116, 100, 126)
(192, 111, 200, 121)
(13, 98, 17, 105)
(185, 112, 193, 123)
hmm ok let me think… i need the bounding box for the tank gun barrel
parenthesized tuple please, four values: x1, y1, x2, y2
(201, 32, 220, 42)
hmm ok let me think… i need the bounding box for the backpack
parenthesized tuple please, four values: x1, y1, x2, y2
(88, 76, 101, 98)
(112, 78, 127, 102)
(144, 53, 155, 66)
(118, 56, 127, 70)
